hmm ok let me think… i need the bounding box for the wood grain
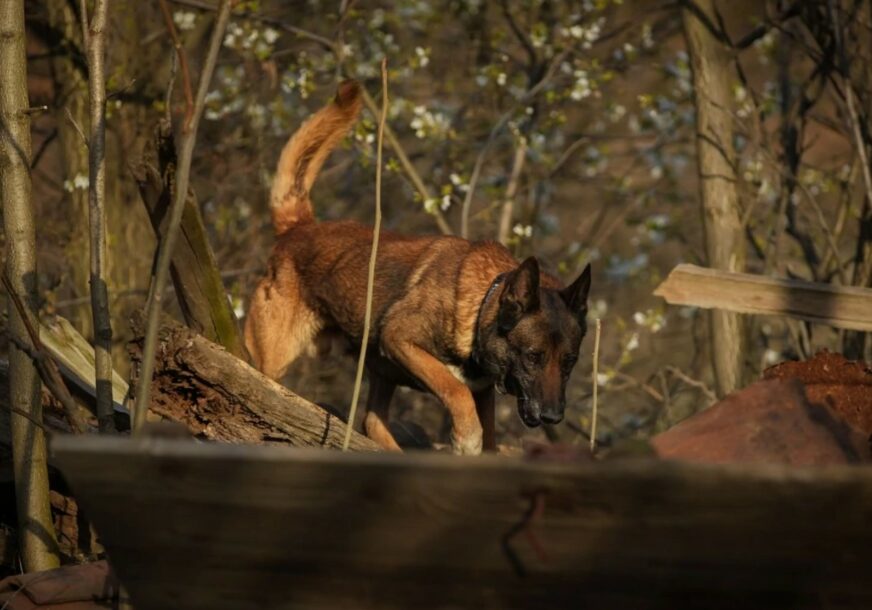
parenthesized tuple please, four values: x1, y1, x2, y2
(53, 435, 872, 609)
(655, 263, 872, 331)
(134, 120, 245, 358)
(128, 313, 379, 451)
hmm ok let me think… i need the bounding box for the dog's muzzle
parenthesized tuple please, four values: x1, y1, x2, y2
(517, 397, 542, 428)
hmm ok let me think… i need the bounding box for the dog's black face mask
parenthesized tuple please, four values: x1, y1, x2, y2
(478, 258, 591, 428)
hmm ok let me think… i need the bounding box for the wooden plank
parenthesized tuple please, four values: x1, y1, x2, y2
(53, 435, 872, 610)
(133, 120, 245, 358)
(654, 263, 872, 330)
(39, 316, 129, 412)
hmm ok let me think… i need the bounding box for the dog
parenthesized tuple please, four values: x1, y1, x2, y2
(245, 80, 592, 455)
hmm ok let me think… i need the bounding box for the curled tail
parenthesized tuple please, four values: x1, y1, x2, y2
(270, 80, 363, 234)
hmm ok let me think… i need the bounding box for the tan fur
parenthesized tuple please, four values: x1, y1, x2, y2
(270, 80, 363, 234)
(244, 256, 322, 380)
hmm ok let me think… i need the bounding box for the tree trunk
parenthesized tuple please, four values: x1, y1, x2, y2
(46, 1, 92, 341)
(84, 0, 116, 433)
(0, 0, 62, 571)
(682, 0, 746, 396)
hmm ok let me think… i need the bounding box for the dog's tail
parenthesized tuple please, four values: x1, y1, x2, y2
(270, 80, 363, 234)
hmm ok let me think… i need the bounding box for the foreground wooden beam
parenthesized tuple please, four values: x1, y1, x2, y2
(129, 314, 378, 451)
(654, 264, 872, 331)
(55, 436, 872, 609)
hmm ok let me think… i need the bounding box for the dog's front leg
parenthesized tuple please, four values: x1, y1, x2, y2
(383, 341, 482, 456)
(474, 387, 496, 452)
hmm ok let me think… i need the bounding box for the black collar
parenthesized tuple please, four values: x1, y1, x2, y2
(472, 273, 506, 365)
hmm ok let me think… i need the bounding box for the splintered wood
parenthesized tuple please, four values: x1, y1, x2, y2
(655, 263, 872, 331)
(128, 313, 378, 451)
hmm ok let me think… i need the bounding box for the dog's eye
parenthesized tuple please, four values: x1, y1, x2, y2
(525, 350, 544, 366)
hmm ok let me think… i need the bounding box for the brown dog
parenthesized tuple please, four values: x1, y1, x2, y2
(245, 81, 591, 455)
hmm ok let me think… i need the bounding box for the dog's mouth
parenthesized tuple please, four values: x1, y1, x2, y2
(517, 397, 541, 428)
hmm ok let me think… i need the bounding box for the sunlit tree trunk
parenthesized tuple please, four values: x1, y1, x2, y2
(683, 0, 746, 396)
(47, 1, 92, 340)
(0, 0, 62, 571)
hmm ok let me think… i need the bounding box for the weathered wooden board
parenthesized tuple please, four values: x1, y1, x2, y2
(39, 316, 129, 412)
(134, 120, 246, 358)
(654, 263, 872, 330)
(53, 436, 872, 610)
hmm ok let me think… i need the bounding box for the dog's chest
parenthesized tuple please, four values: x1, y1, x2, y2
(446, 363, 492, 392)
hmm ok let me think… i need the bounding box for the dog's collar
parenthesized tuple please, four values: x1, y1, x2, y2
(472, 273, 506, 364)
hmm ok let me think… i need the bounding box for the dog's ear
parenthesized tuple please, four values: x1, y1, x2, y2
(561, 263, 591, 322)
(498, 257, 540, 332)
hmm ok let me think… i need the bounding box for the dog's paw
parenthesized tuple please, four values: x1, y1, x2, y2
(450, 427, 483, 456)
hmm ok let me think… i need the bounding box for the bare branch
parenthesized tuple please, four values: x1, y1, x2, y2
(158, 0, 195, 131)
(344, 59, 388, 451)
(2, 273, 88, 434)
(497, 138, 527, 246)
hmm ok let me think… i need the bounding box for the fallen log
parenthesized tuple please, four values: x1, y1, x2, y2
(128, 313, 379, 451)
(654, 263, 872, 331)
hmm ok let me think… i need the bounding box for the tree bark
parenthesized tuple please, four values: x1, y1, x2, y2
(46, 1, 92, 341)
(83, 0, 116, 433)
(682, 0, 746, 396)
(0, 0, 62, 571)
(128, 314, 380, 451)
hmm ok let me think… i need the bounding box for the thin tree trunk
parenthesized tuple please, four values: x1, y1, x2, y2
(497, 139, 527, 246)
(82, 0, 115, 433)
(683, 0, 746, 396)
(47, 2, 92, 342)
(0, 0, 62, 571)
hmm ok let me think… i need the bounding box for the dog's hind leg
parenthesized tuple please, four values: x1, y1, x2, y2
(363, 375, 401, 452)
(244, 264, 321, 381)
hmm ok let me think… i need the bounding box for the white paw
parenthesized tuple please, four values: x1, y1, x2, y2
(451, 427, 483, 456)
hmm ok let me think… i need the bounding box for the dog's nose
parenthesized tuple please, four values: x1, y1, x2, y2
(541, 410, 564, 425)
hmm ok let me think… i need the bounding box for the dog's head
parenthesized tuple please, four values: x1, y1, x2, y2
(478, 257, 591, 428)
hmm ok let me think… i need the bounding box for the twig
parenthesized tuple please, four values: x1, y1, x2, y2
(6, 406, 52, 437)
(133, 0, 234, 434)
(63, 107, 88, 149)
(344, 59, 388, 451)
(663, 366, 718, 406)
(158, 0, 195, 131)
(459, 46, 572, 238)
(611, 370, 665, 403)
(590, 318, 601, 454)
(83, 0, 115, 433)
(357, 71, 452, 236)
(1, 274, 87, 434)
(497, 137, 527, 246)
(829, 0, 872, 287)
